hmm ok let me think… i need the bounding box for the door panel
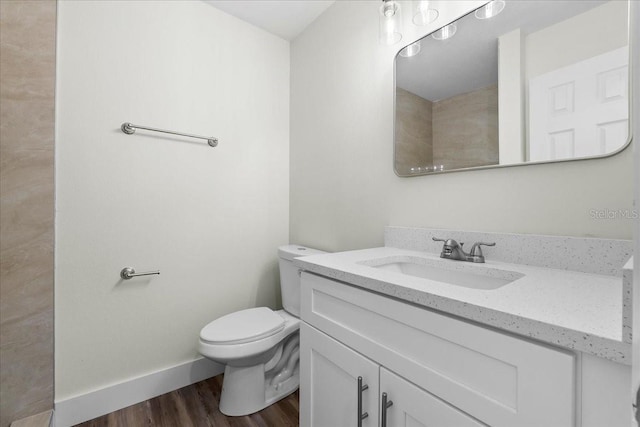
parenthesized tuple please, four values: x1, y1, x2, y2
(300, 323, 379, 427)
(529, 46, 629, 160)
(380, 367, 487, 427)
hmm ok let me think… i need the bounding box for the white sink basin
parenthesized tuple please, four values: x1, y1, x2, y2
(360, 256, 524, 290)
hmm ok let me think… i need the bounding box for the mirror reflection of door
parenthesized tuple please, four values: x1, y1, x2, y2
(529, 47, 628, 161)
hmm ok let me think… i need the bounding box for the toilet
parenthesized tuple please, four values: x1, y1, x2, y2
(198, 245, 326, 416)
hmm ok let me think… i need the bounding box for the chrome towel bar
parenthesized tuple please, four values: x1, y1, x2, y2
(121, 122, 218, 147)
(120, 267, 160, 280)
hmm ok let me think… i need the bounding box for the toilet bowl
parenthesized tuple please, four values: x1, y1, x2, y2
(198, 245, 326, 416)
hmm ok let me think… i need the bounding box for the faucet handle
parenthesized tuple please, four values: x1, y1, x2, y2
(433, 237, 463, 247)
(469, 242, 496, 261)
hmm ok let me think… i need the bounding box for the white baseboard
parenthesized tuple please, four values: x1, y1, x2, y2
(54, 357, 224, 427)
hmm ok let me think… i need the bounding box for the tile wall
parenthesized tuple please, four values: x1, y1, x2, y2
(395, 84, 499, 173)
(395, 87, 433, 174)
(0, 1, 56, 425)
(432, 84, 499, 170)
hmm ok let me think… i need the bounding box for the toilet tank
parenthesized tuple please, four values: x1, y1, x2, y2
(278, 245, 327, 317)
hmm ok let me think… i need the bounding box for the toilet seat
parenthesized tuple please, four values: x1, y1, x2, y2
(198, 309, 299, 364)
(200, 307, 285, 345)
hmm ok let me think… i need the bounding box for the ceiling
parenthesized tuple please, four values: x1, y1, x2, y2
(206, 1, 335, 40)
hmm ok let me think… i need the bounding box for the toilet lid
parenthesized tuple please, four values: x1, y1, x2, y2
(200, 307, 285, 345)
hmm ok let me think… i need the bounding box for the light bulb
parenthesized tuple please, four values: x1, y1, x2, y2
(383, 2, 395, 17)
(379, 0, 403, 45)
(399, 41, 421, 57)
(413, 1, 438, 26)
(431, 23, 457, 41)
(475, 0, 506, 19)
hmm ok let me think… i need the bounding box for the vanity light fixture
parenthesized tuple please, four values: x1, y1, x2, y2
(475, 0, 506, 19)
(431, 23, 457, 40)
(379, 0, 403, 45)
(399, 41, 421, 57)
(412, 0, 438, 26)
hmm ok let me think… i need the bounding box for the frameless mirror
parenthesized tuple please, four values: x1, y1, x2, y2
(394, 0, 631, 176)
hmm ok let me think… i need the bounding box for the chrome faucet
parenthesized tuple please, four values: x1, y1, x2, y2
(432, 237, 495, 263)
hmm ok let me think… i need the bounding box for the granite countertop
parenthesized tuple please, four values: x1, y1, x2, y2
(294, 246, 631, 364)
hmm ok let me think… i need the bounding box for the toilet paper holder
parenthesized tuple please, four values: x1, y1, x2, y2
(120, 267, 160, 280)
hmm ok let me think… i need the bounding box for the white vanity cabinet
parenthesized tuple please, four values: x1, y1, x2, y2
(301, 322, 485, 427)
(299, 272, 577, 427)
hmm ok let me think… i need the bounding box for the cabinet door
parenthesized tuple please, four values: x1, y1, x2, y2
(300, 323, 380, 427)
(380, 368, 485, 427)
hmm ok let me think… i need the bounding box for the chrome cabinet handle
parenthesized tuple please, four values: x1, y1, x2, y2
(381, 392, 393, 427)
(120, 267, 160, 280)
(357, 376, 369, 426)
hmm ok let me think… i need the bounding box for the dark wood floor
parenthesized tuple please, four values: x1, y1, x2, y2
(76, 374, 299, 427)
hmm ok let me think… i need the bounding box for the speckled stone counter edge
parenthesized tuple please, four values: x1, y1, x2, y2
(297, 260, 631, 364)
(622, 257, 634, 343)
